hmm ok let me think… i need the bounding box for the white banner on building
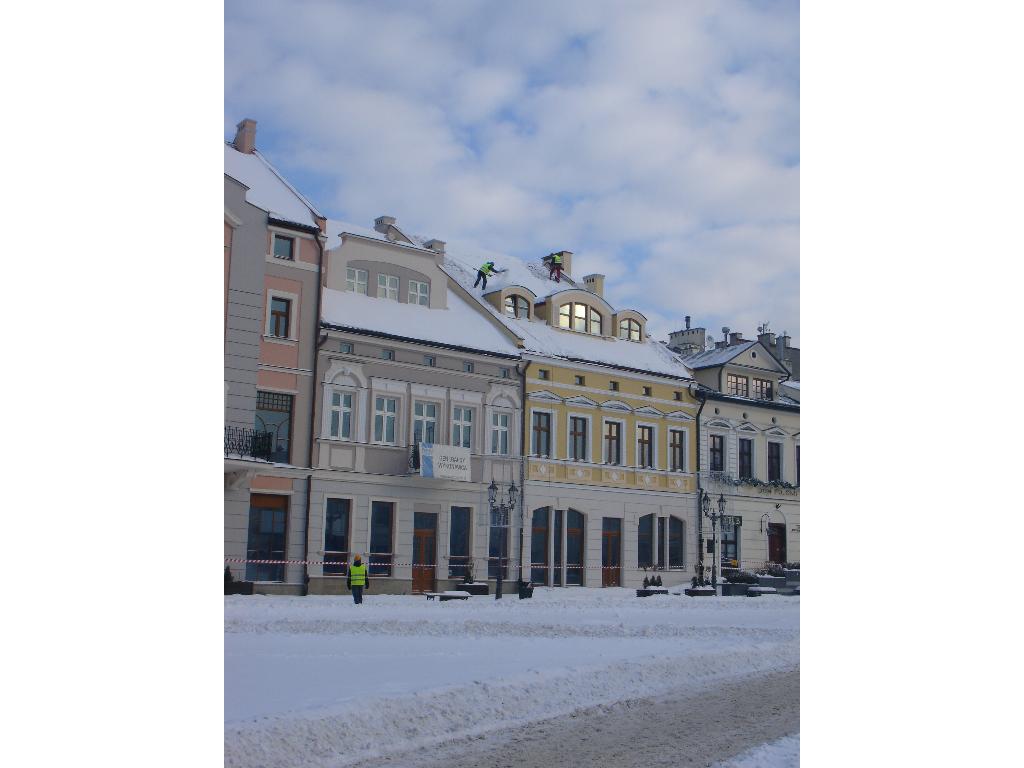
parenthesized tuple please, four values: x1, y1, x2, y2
(419, 443, 471, 481)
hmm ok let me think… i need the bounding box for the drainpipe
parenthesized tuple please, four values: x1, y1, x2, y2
(690, 383, 708, 576)
(302, 230, 327, 596)
(517, 360, 530, 586)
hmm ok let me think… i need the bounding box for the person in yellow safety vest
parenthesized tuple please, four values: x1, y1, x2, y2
(473, 260, 507, 291)
(347, 554, 369, 604)
(548, 252, 563, 283)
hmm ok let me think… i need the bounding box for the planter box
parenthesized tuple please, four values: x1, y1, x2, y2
(225, 582, 254, 596)
(457, 582, 489, 596)
(636, 588, 670, 597)
(757, 575, 786, 590)
(784, 569, 800, 585)
(720, 567, 741, 581)
(684, 587, 715, 597)
(747, 586, 778, 596)
(721, 582, 756, 597)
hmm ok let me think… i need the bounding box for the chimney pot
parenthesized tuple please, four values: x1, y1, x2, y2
(233, 118, 257, 154)
(685, 315, 691, 330)
(424, 238, 446, 254)
(582, 273, 605, 298)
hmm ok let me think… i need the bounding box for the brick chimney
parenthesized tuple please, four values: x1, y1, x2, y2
(582, 274, 604, 297)
(758, 330, 776, 348)
(729, 332, 744, 346)
(233, 118, 257, 154)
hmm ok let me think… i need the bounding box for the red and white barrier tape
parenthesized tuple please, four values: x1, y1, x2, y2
(225, 557, 699, 572)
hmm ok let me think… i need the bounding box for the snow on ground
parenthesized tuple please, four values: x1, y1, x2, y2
(225, 587, 799, 768)
(715, 733, 800, 767)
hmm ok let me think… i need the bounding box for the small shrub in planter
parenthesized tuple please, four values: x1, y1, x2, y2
(784, 561, 800, 570)
(757, 563, 786, 578)
(643, 576, 650, 588)
(725, 571, 759, 584)
(654, 575, 663, 587)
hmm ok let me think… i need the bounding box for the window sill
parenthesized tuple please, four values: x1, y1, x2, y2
(263, 335, 298, 346)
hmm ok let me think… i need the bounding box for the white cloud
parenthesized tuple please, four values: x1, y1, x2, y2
(225, 0, 800, 344)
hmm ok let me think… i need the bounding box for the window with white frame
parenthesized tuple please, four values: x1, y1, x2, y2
(619, 318, 641, 341)
(373, 397, 397, 443)
(413, 401, 438, 445)
(491, 411, 510, 454)
(558, 302, 602, 335)
(346, 268, 368, 294)
(637, 424, 655, 468)
(569, 416, 588, 461)
(452, 407, 473, 449)
(329, 390, 353, 439)
(604, 420, 622, 465)
(408, 279, 429, 305)
(669, 429, 686, 471)
(727, 374, 749, 397)
(377, 273, 399, 300)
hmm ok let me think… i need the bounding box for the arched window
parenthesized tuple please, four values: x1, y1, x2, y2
(504, 294, 529, 319)
(558, 303, 602, 335)
(619, 318, 641, 341)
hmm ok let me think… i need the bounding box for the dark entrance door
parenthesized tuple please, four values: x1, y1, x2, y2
(768, 523, 787, 564)
(412, 512, 437, 593)
(601, 517, 622, 587)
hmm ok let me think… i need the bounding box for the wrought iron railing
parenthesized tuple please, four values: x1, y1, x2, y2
(224, 426, 273, 461)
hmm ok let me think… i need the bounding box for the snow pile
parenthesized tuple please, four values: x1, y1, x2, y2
(225, 589, 799, 768)
(714, 733, 800, 767)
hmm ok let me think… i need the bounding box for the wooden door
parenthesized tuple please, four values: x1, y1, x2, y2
(601, 517, 622, 587)
(412, 512, 437, 593)
(768, 523, 786, 565)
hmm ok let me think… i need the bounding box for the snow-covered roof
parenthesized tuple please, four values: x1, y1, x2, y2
(224, 143, 321, 228)
(320, 286, 520, 357)
(442, 256, 693, 380)
(326, 218, 437, 254)
(682, 341, 757, 369)
(783, 380, 799, 389)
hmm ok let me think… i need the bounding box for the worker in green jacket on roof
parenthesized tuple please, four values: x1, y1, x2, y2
(547, 252, 563, 283)
(473, 261, 507, 291)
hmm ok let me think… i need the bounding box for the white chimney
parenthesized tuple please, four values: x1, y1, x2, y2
(582, 273, 605, 297)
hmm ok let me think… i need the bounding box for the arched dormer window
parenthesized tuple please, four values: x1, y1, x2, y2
(559, 302, 602, 335)
(619, 318, 641, 341)
(504, 294, 530, 319)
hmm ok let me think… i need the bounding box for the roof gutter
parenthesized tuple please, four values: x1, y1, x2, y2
(320, 322, 520, 360)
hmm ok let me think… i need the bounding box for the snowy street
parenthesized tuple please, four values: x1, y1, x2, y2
(225, 589, 799, 767)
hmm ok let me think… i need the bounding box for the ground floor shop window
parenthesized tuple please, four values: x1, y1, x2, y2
(323, 498, 350, 575)
(488, 525, 509, 579)
(370, 501, 394, 576)
(246, 494, 287, 582)
(721, 515, 741, 567)
(448, 506, 471, 579)
(669, 516, 684, 568)
(541, 508, 585, 586)
(531, 507, 550, 584)
(566, 510, 584, 585)
(638, 513, 654, 569)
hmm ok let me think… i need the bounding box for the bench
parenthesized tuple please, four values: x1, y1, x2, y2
(425, 591, 470, 601)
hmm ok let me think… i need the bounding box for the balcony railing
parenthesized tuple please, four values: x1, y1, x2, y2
(224, 426, 273, 461)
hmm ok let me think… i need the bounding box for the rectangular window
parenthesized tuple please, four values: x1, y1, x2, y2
(638, 425, 654, 468)
(768, 442, 782, 482)
(408, 279, 429, 305)
(413, 401, 437, 445)
(566, 510, 584, 586)
(739, 438, 753, 478)
(452, 407, 473, 449)
(657, 517, 666, 569)
(269, 296, 290, 338)
(674, 391, 683, 401)
(710, 434, 725, 472)
(574, 303, 587, 332)
(381, 349, 394, 360)
(246, 494, 287, 582)
(537, 369, 549, 380)
(323, 499, 350, 575)
(753, 378, 773, 401)
(570, 416, 588, 461)
(501, 367, 510, 378)
(273, 235, 294, 260)
(255, 391, 292, 463)
(373, 397, 397, 443)
(378, 273, 399, 300)
(727, 374, 749, 397)
(532, 412, 551, 457)
(491, 412, 510, 455)
(369, 501, 394, 576)
(670, 429, 685, 471)
(424, 355, 435, 367)
(574, 375, 585, 386)
(609, 381, 619, 391)
(638, 513, 654, 568)
(643, 386, 652, 397)
(448, 506, 471, 579)
(531, 507, 549, 585)
(329, 391, 353, 439)
(669, 516, 684, 568)
(340, 342, 353, 354)
(605, 421, 621, 465)
(721, 516, 740, 567)
(463, 361, 475, 373)
(346, 268, 368, 294)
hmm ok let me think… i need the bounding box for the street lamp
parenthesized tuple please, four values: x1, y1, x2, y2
(487, 480, 518, 599)
(702, 490, 728, 589)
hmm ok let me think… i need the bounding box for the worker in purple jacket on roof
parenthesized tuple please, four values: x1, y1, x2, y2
(473, 261, 506, 291)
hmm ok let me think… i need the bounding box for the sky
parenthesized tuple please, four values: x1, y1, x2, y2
(225, 0, 799, 346)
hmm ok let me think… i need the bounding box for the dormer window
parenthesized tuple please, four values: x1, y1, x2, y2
(753, 378, 773, 401)
(559, 302, 602, 335)
(377, 274, 399, 301)
(619, 319, 641, 342)
(504, 294, 530, 319)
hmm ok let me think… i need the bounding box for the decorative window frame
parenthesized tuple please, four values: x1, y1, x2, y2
(766, 439, 785, 483)
(737, 433, 756, 479)
(325, 386, 357, 441)
(565, 411, 593, 463)
(450, 404, 475, 451)
(667, 427, 689, 472)
(265, 289, 299, 341)
(707, 430, 729, 474)
(489, 408, 513, 455)
(321, 495, 355, 575)
(410, 398, 443, 446)
(635, 421, 659, 469)
(408, 279, 430, 306)
(530, 407, 557, 458)
(602, 417, 626, 465)
(367, 496, 399, 576)
(346, 267, 369, 295)
(370, 391, 404, 446)
(377, 273, 399, 300)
